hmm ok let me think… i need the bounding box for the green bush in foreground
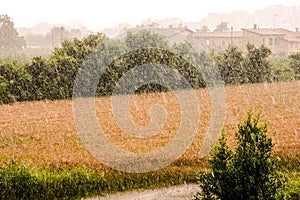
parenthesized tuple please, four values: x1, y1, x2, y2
(0, 161, 197, 199)
(0, 162, 105, 200)
(194, 111, 285, 200)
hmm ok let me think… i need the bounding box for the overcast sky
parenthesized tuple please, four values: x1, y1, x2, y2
(0, 0, 299, 31)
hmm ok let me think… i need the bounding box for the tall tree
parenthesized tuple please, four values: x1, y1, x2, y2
(288, 50, 300, 80)
(197, 25, 210, 33)
(0, 15, 26, 51)
(214, 21, 229, 32)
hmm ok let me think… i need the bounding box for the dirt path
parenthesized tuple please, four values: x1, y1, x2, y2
(87, 184, 199, 200)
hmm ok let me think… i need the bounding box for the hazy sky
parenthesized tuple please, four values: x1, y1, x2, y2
(0, 0, 299, 31)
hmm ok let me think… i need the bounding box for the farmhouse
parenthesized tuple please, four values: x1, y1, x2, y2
(189, 30, 243, 51)
(112, 25, 300, 57)
(188, 25, 300, 57)
(242, 25, 300, 57)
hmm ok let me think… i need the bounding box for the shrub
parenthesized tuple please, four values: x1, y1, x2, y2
(0, 162, 105, 199)
(211, 44, 272, 85)
(270, 58, 295, 82)
(194, 111, 285, 200)
(0, 59, 31, 104)
(288, 50, 300, 80)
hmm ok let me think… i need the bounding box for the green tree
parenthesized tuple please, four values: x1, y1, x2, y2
(0, 15, 26, 51)
(26, 33, 107, 100)
(270, 58, 295, 82)
(288, 50, 300, 80)
(214, 21, 229, 32)
(243, 43, 272, 83)
(125, 29, 168, 49)
(49, 26, 68, 47)
(46, 33, 107, 99)
(211, 45, 245, 84)
(197, 26, 210, 33)
(194, 111, 284, 200)
(0, 59, 31, 104)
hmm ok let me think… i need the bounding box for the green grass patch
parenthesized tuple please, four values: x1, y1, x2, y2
(282, 171, 300, 199)
(0, 160, 299, 199)
(0, 161, 200, 200)
(0, 161, 105, 199)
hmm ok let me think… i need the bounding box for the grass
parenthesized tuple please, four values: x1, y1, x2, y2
(0, 161, 200, 199)
(282, 171, 300, 199)
(0, 80, 299, 198)
(0, 162, 298, 199)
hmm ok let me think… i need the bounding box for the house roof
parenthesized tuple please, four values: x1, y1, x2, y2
(242, 28, 300, 42)
(190, 31, 243, 38)
(242, 28, 284, 36)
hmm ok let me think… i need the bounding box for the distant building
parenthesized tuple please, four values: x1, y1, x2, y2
(111, 27, 195, 44)
(189, 30, 243, 51)
(111, 25, 300, 57)
(242, 25, 300, 57)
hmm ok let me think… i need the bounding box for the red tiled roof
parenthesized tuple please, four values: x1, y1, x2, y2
(191, 31, 243, 38)
(242, 28, 300, 42)
(242, 28, 284, 35)
(283, 35, 300, 42)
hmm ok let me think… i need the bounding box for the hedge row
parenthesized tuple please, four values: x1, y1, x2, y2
(0, 30, 299, 104)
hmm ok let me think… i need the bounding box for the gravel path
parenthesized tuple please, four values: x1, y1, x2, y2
(87, 184, 199, 200)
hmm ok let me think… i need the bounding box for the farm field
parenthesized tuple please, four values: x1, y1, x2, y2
(0, 80, 299, 170)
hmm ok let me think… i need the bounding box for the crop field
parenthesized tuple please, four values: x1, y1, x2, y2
(0, 80, 299, 170)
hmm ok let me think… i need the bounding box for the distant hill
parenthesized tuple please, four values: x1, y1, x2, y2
(17, 22, 52, 36)
(16, 4, 300, 36)
(17, 21, 90, 36)
(187, 4, 300, 31)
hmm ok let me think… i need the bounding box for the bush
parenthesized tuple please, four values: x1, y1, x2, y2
(0, 162, 105, 199)
(0, 59, 31, 104)
(288, 50, 300, 80)
(194, 111, 285, 200)
(270, 58, 295, 82)
(211, 44, 272, 85)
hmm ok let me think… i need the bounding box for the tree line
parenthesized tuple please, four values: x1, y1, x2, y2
(0, 29, 299, 104)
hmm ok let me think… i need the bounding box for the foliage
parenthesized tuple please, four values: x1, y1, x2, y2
(211, 45, 245, 84)
(24, 27, 83, 48)
(26, 33, 108, 100)
(0, 59, 31, 104)
(211, 44, 272, 85)
(277, 171, 300, 200)
(288, 50, 300, 80)
(0, 161, 105, 200)
(243, 44, 272, 83)
(0, 161, 197, 199)
(197, 26, 210, 33)
(270, 58, 295, 82)
(0, 15, 26, 52)
(125, 29, 168, 49)
(214, 21, 229, 32)
(96, 38, 207, 96)
(194, 111, 285, 200)
(0, 28, 297, 105)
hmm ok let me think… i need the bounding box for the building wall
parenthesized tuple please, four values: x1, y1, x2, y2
(242, 31, 262, 47)
(243, 30, 290, 56)
(191, 29, 300, 57)
(287, 42, 300, 55)
(190, 36, 243, 51)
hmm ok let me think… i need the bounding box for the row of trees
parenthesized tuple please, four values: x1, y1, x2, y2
(0, 15, 25, 52)
(24, 26, 83, 47)
(0, 14, 85, 53)
(0, 29, 299, 104)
